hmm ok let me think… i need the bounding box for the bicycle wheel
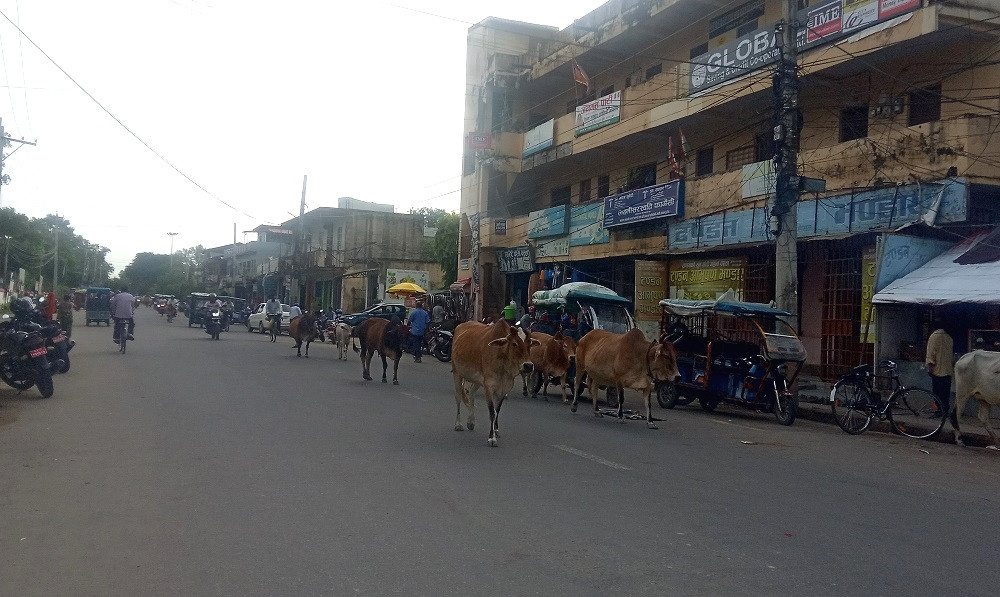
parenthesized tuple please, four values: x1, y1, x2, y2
(118, 321, 127, 354)
(831, 378, 874, 435)
(887, 388, 945, 439)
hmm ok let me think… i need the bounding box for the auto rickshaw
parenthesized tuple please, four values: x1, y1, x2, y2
(84, 287, 112, 326)
(72, 289, 87, 311)
(218, 296, 247, 328)
(187, 292, 214, 327)
(529, 282, 635, 341)
(658, 291, 806, 425)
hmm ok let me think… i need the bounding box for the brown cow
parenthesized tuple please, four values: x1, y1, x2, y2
(288, 313, 317, 357)
(451, 320, 538, 447)
(353, 317, 410, 384)
(527, 330, 577, 403)
(571, 328, 680, 429)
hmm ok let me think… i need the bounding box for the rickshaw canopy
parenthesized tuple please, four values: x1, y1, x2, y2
(532, 282, 631, 310)
(659, 292, 790, 318)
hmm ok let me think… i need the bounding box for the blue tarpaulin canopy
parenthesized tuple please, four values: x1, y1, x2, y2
(659, 290, 790, 317)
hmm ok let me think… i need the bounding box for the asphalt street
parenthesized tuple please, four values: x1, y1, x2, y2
(1, 308, 998, 596)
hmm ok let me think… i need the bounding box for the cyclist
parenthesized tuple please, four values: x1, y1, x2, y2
(110, 285, 136, 344)
(265, 296, 283, 332)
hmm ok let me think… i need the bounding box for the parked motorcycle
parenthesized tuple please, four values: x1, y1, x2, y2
(0, 319, 56, 398)
(7, 297, 73, 373)
(315, 311, 329, 342)
(427, 328, 452, 362)
(204, 309, 223, 340)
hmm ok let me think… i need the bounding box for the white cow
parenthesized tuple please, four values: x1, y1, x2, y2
(334, 323, 352, 361)
(949, 350, 1000, 448)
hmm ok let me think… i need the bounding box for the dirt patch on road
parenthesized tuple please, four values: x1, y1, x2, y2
(0, 402, 20, 427)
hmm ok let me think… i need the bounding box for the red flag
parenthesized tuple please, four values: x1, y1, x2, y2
(668, 136, 679, 175)
(572, 59, 590, 93)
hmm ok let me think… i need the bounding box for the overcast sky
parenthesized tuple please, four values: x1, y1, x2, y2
(0, 0, 606, 272)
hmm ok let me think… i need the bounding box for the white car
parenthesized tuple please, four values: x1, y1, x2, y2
(247, 302, 291, 334)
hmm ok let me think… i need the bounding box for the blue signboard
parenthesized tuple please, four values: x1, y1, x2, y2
(669, 178, 967, 250)
(526, 205, 570, 239)
(875, 234, 952, 293)
(603, 181, 684, 228)
(570, 202, 610, 246)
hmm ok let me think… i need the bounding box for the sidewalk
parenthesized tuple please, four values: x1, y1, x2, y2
(795, 374, 997, 448)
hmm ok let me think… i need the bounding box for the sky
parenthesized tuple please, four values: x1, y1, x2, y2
(0, 0, 607, 273)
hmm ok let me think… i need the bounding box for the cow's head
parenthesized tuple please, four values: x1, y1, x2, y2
(489, 323, 539, 374)
(647, 340, 680, 382)
(547, 330, 577, 367)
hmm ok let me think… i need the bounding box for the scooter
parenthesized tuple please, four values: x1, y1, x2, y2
(429, 328, 452, 362)
(204, 309, 223, 340)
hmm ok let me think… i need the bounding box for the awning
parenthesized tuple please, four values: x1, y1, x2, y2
(873, 232, 1000, 306)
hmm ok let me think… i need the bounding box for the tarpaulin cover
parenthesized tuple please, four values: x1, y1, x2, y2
(873, 233, 1000, 305)
(659, 289, 790, 317)
(531, 282, 630, 307)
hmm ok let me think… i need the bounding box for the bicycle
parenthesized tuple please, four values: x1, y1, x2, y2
(115, 318, 129, 354)
(830, 360, 945, 439)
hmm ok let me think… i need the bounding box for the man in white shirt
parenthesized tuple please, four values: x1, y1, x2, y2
(265, 297, 283, 332)
(289, 303, 303, 319)
(110, 285, 136, 343)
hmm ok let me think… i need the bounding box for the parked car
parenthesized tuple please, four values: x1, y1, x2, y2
(340, 303, 407, 327)
(247, 302, 291, 334)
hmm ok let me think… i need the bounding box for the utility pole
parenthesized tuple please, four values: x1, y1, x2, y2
(772, 0, 802, 317)
(0, 117, 38, 209)
(52, 227, 59, 292)
(297, 174, 307, 306)
(2, 234, 9, 290)
(167, 232, 178, 268)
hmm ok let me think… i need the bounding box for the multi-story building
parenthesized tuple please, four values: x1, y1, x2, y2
(281, 202, 443, 313)
(459, 0, 1000, 380)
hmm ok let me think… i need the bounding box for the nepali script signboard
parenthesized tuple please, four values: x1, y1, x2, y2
(497, 246, 534, 274)
(635, 260, 668, 341)
(603, 181, 684, 228)
(575, 90, 621, 136)
(669, 258, 747, 301)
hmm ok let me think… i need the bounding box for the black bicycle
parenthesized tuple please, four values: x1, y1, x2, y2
(830, 360, 945, 439)
(116, 318, 128, 354)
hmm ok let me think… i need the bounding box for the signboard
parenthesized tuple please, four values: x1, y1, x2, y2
(635, 260, 669, 341)
(569, 202, 610, 246)
(494, 219, 507, 235)
(459, 258, 471, 271)
(497, 245, 535, 273)
(575, 90, 621, 136)
(534, 236, 570, 259)
(384, 268, 430, 301)
(874, 233, 951, 293)
(527, 205, 570, 239)
(741, 160, 777, 198)
(669, 178, 967, 250)
(602, 180, 684, 228)
(860, 245, 877, 343)
(690, 0, 922, 95)
(522, 119, 554, 158)
(467, 132, 493, 150)
(669, 258, 746, 301)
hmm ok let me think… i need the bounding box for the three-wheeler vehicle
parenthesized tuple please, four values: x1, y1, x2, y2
(84, 287, 112, 326)
(529, 282, 635, 341)
(657, 292, 806, 425)
(187, 292, 214, 327)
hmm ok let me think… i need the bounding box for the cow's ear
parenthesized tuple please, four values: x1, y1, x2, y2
(488, 338, 510, 347)
(530, 338, 541, 346)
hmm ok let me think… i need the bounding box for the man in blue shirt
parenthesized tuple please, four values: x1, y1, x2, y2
(407, 300, 430, 363)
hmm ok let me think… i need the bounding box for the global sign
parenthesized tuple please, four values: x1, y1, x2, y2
(689, 29, 780, 94)
(602, 180, 684, 228)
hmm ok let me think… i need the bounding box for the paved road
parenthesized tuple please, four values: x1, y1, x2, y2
(2, 308, 998, 596)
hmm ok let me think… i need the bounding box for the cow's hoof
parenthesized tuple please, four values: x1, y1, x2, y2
(454, 424, 464, 431)
(522, 389, 527, 397)
(382, 378, 387, 384)
(647, 422, 658, 430)
(594, 411, 603, 418)
(570, 404, 578, 413)
(305, 355, 309, 358)
(467, 422, 475, 431)
(957, 439, 966, 447)
(987, 445, 1000, 451)
(562, 399, 570, 404)
(488, 438, 498, 447)
(618, 417, 626, 424)
(393, 380, 399, 385)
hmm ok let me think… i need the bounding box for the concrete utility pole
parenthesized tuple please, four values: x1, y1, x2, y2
(773, 0, 802, 317)
(2, 234, 9, 289)
(297, 174, 307, 306)
(0, 117, 38, 209)
(167, 232, 178, 268)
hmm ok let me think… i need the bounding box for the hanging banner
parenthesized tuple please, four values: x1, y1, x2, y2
(741, 160, 777, 198)
(635, 260, 669, 341)
(860, 246, 877, 343)
(575, 90, 621, 135)
(669, 257, 746, 301)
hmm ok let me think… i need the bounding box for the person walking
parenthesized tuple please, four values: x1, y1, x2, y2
(407, 300, 430, 363)
(57, 294, 75, 338)
(925, 318, 954, 416)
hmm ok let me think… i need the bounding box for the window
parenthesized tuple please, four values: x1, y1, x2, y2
(737, 19, 758, 36)
(696, 147, 714, 176)
(627, 162, 657, 190)
(551, 185, 571, 206)
(754, 132, 776, 162)
(645, 63, 663, 80)
(597, 174, 611, 198)
(709, 0, 765, 38)
(908, 85, 942, 126)
(726, 146, 756, 170)
(840, 106, 869, 142)
(580, 178, 592, 203)
(600, 85, 614, 97)
(462, 152, 475, 176)
(690, 43, 708, 59)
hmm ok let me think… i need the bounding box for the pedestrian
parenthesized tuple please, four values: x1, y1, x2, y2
(57, 293, 75, 338)
(407, 300, 430, 363)
(925, 317, 954, 416)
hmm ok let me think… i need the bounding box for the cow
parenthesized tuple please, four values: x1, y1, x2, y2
(451, 320, 538, 447)
(949, 350, 1000, 448)
(333, 322, 352, 361)
(288, 313, 317, 358)
(353, 316, 410, 384)
(527, 330, 577, 403)
(571, 328, 680, 429)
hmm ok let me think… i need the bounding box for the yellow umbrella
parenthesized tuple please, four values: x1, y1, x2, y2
(387, 282, 427, 295)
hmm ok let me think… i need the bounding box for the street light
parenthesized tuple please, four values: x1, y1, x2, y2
(167, 232, 178, 268)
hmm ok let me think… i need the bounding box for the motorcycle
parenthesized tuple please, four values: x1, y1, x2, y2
(204, 309, 223, 340)
(315, 312, 329, 342)
(166, 304, 177, 323)
(427, 328, 452, 362)
(0, 319, 56, 398)
(7, 300, 73, 374)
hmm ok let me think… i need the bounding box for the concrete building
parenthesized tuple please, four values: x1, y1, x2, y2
(459, 0, 1000, 381)
(281, 206, 443, 313)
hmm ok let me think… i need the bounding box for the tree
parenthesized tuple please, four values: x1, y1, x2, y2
(120, 253, 171, 293)
(433, 213, 459, 286)
(410, 207, 450, 229)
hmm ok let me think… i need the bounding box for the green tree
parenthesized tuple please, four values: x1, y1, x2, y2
(120, 253, 171, 294)
(410, 207, 450, 228)
(433, 213, 459, 286)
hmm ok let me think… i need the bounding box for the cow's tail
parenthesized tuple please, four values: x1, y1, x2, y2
(353, 333, 360, 353)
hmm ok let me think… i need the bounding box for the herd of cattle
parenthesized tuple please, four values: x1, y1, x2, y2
(282, 312, 1000, 449)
